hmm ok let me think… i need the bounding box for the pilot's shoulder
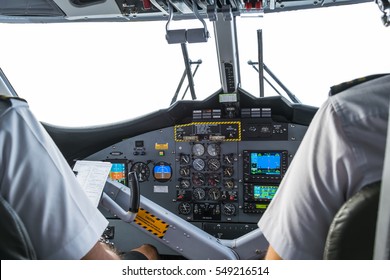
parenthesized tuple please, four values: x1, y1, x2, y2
(0, 95, 28, 117)
(328, 74, 390, 126)
(0, 95, 27, 107)
(329, 74, 390, 97)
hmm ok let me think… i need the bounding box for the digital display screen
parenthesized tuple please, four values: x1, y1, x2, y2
(250, 152, 281, 176)
(253, 185, 278, 201)
(109, 162, 127, 186)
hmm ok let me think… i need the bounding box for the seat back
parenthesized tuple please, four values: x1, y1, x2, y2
(0, 195, 36, 259)
(323, 181, 380, 260)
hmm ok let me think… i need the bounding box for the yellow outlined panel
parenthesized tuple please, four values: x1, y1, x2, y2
(174, 121, 241, 142)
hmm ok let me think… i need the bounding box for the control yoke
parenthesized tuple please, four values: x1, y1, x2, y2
(99, 179, 269, 260)
(100, 172, 139, 223)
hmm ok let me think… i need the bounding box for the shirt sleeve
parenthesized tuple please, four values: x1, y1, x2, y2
(0, 101, 108, 259)
(258, 99, 358, 259)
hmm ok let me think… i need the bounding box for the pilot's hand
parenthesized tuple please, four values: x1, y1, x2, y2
(131, 244, 160, 260)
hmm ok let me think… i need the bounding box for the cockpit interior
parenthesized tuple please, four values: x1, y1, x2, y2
(1, 0, 390, 260)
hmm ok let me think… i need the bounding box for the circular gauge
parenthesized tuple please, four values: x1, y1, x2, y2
(193, 188, 206, 200)
(208, 173, 221, 187)
(222, 203, 236, 216)
(223, 166, 234, 177)
(178, 202, 192, 215)
(207, 143, 221, 156)
(130, 162, 150, 182)
(223, 153, 235, 165)
(207, 158, 221, 171)
(192, 158, 205, 171)
(224, 179, 235, 189)
(192, 143, 205, 156)
(208, 187, 221, 201)
(153, 161, 172, 182)
(179, 166, 190, 177)
(192, 173, 205, 186)
(180, 154, 190, 165)
(179, 179, 191, 188)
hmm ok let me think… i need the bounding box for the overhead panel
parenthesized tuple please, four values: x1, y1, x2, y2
(52, 0, 122, 20)
(0, 0, 373, 23)
(0, 0, 64, 16)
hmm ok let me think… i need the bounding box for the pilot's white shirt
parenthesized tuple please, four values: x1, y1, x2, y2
(0, 97, 108, 259)
(258, 75, 390, 259)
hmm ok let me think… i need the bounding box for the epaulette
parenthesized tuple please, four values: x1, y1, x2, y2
(329, 74, 389, 96)
(0, 95, 27, 113)
(0, 95, 27, 103)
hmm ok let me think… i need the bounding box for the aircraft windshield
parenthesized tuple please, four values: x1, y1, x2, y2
(0, 2, 388, 127)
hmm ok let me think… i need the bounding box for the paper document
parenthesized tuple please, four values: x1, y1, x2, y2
(73, 160, 112, 207)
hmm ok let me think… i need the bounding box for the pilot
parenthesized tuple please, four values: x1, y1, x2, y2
(257, 0, 390, 260)
(258, 72, 390, 257)
(0, 95, 159, 260)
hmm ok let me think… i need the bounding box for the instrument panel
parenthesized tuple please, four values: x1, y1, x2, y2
(86, 117, 307, 248)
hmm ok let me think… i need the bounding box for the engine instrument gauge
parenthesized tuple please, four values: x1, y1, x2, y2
(207, 143, 221, 156)
(192, 143, 205, 156)
(193, 187, 206, 200)
(180, 154, 190, 165)
(179, 166, 190, 177)
(179, 178, 191, 188)
(208, 187, 221, 200)
(223, 153, 235, 165)
(224, 179, 235, 189)
(223, 166, 234, 177)
(192, 158, 205, 171)
(208, 173, 221, 187)
(178, 202, 192, 215)
(207, 158, 221, 171)
(222, 203, 236, 216)
(192, 173, 205, 186)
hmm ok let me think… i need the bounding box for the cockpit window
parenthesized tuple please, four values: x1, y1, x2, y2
(0, 2, 388, 127)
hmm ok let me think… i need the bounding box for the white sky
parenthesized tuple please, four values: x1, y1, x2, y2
(0, 2, 389, 127)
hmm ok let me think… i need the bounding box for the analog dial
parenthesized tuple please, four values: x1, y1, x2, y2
(178, 202, 191, 215)
(192, 173, 205, 186)
(179, 166, 190, 177)
(180, 154, 190, 165)
(192, 143, 205, 156)
(207, 158, 221, 171)
(179, 179, 191, 188)
(223, 153, 235, 165)
(193, 188, 206, 200)
(208, 187, 221, 201)
(207, 143, 220, 156)
(222, 203, 236, 216)
(223, 166, 234, 177)
(192, 158, 205, 171)
(130, 162, 150, 182)
(224, 179, 235, 189)
(208, 173, 221, 187)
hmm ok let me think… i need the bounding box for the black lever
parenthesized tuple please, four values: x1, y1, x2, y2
(128, 171, 140, 213)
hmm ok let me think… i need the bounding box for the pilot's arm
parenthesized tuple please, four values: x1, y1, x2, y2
(82, 242, 121, 260)
(264, 246, 282, 260)
(1, 98, 111, 259)
(258, 76, 389, 259)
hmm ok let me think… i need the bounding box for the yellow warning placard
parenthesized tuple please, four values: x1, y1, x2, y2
(134, 208, 169, 238)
